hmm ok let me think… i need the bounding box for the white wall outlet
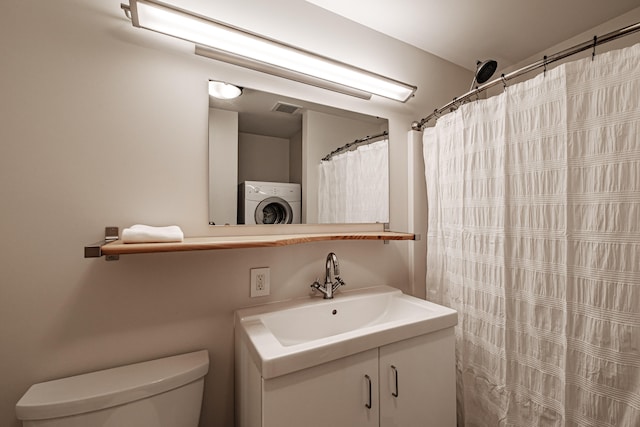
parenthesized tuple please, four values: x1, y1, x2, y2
(250, 267, 270, 297)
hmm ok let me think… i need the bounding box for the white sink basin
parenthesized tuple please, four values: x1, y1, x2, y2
(235, 286, 457, 378)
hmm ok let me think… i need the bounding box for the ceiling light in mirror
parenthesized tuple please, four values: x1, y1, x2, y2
(209, 81, 243, 99)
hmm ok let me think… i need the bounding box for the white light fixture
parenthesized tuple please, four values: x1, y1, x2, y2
(208, 81, 242, 99)
(122, 0, 417, 102)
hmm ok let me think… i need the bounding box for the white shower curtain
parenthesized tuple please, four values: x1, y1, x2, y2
(318, 139, 389, 223)
(423, 43, 640, 426)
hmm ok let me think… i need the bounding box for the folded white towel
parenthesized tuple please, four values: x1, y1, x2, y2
(122, 224, 184, 244)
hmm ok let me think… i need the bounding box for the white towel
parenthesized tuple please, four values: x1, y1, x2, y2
(121, 224, 184, 244)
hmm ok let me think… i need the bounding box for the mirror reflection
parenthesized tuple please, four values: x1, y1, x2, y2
(208, 84, 389, 225)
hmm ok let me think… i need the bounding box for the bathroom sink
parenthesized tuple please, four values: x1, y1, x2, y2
(235, 285, 457, 378)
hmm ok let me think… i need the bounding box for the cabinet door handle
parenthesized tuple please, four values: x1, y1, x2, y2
(391, 365, 399, 398)
(364, 374, 372, 409)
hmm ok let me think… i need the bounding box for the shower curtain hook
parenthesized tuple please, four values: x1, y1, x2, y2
(592, 35, 597, 61)
(501, 73, 507, 89)
(450, 97, 458, 112)
(543, 55, 548, 76)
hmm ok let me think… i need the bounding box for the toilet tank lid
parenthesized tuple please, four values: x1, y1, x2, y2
(15, 350, 209, 421)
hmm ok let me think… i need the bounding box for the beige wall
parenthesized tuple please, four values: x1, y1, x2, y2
(238, 133, 290, 184)
(289, 129, 303, 185)
(209, 108, 239, 225)
(0, 1, 472, 427)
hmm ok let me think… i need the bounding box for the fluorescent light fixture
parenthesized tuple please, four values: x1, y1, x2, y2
(123, 0, 417, 102)
(208, 81, 242, 99)
(195, 45, 372, 100)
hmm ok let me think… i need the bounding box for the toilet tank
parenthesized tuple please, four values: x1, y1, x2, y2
(16, 350, 209, 427)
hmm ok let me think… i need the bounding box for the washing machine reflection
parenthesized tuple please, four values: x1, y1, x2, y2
(238, 181, 301, 225)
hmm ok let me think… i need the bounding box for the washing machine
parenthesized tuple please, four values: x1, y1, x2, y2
(238, 181, 301, 225)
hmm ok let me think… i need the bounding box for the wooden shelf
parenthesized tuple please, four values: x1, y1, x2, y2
(100, 231, 415, 256)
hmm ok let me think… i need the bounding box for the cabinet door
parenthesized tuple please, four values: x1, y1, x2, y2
(262, 348, 379, 427)
(379, 328, 456, 427)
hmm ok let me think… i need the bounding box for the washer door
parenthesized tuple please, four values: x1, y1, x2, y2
(254, 197, 293, 224)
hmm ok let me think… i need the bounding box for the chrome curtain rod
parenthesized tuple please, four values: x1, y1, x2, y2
(411, 20, 640, 131)
(322, 131, 389, 161)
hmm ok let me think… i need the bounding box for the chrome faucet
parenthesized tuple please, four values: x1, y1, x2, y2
(311, 252, 346, 299)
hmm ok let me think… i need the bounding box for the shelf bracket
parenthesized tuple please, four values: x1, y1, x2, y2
(84, 227, 120, 261)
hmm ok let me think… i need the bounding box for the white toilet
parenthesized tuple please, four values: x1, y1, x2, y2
(15, 350, 209, 427)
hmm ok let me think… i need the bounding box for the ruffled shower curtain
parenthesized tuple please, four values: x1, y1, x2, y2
(423, 43, 640, 426)
(318, 139, 389, 223)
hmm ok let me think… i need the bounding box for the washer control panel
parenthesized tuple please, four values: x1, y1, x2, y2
(249, 184, 297, 197)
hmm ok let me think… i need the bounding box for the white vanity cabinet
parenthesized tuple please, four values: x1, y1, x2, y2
(262, 348, 380, 427)
(237, 327, 455, 427)
(379, 328, 456, 426)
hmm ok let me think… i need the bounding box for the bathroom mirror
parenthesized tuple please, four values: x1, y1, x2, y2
(208, 84, 389, 226)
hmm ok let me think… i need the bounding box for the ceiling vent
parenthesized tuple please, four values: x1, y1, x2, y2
(271, 102, 302, 115)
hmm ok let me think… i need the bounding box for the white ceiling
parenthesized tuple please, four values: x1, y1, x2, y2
(305, 0, 640, 71)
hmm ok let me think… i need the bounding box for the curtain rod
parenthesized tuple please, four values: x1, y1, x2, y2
(322, 131, 388, 161)
(411, 20, 640, 131)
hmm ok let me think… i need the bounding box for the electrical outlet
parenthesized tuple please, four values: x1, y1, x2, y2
(250, 267, 270, 297)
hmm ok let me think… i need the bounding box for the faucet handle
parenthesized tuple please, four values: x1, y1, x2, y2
(311, 279, 329, 297)
(332, 276, 345, 292)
